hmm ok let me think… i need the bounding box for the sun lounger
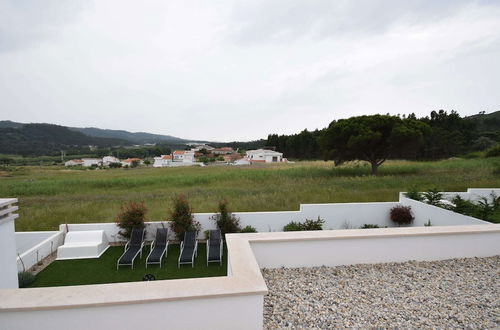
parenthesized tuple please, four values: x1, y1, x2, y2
(206, 229, 223, 266)
(178, 231, 198, 268)
(117, 228, 145, 269)
(146, 228, 169, 268)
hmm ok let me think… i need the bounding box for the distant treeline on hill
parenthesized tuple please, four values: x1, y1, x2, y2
(0, 124, 132, 156)
(0, 110, 498, 162)
(266, 110, 500, 160)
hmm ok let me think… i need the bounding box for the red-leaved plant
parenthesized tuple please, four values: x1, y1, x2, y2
(115, 201, 147, 239)
(390, 205, 414, 225)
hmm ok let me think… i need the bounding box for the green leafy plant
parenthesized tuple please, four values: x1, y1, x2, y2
(359, 224, 381, 229)
(283, 221, 303, 231)
(390, 205, 414, 225)
(485, 144, 500, 158)
(210, 199, 241, 237)
(423, 188, 443, 206)
(283, 217, 325, 231)
(115, 201, 146, 239)
(18, 271, 36, 288)
(424, 220, 432, 226)
(108, 162, 122, 168)
(404, 186, 424, 201)
(241, 225, 257, 233)
(169, 194, 200, 240)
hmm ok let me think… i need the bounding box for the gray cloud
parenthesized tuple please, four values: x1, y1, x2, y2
(0, 1, 499, 141)
(227, 0, 495, 45)
(0, 0, 89, 52)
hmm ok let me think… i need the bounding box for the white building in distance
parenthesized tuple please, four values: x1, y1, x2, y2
(173, 150, 195, 163)
(64, 159, 83, 167)
(81, 159, 102, 167)
(153, 155, 173, 167)
(246, 149, 284, 163)
(102, 156, 120, 166)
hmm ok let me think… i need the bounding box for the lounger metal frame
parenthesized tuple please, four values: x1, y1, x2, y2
(178, 232, 198, 268)
(146, 228, 169, 268)
(206, 230, 223, 266)
(116, 228, 145, 270)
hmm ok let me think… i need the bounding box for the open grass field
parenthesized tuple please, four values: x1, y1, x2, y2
(30, 244, 227, 287)
(1, 158, 499, 231)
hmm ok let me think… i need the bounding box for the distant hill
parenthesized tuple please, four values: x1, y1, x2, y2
(0, 120, 24, 129)
(0, 123, 132, 156)
(68, 126, 191, 144)
(466, 110, 500, 132)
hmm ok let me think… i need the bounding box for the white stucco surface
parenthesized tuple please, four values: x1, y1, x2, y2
(0, 198, 19, 289)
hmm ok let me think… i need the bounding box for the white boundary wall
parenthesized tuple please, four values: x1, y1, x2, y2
(60, 202, 401, 242)
(60, 197, 486, 242)
(0, 294, 264, 330)
(399, 196, 491, 226)
(250, 227, 500, 269)
(1, 225, 499, 330)
(16, 231, 64, 272)
(0, 198, 19, 289)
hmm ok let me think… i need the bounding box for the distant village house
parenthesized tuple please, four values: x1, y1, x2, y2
(153, 155, 173, 167)
(246, 149, 284, 163)
(64, 159, 83, 167)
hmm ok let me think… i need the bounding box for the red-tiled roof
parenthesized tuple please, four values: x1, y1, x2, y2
(173, 150, 185, 155)
(162, 155, 172, 160)
(123, 158, 141, 162)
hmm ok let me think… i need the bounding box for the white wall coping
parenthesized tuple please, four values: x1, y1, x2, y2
(0, 198, 18, 226)
(1, 224, 499, 312)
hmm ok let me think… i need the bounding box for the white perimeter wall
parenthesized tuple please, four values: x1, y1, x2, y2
(61, 202, 401, 242)
(16, 231, 64, 272)
(0, 294, 263, 330)
(399, 196, 491, 226)
(0, 220, 18, 288)
(251, 228, 500, 269)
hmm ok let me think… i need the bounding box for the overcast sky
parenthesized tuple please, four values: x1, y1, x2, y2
(1, 0, 499, 141)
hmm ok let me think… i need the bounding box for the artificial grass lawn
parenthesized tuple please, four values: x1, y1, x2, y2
(2, 158, 499, 231)
(29, 244, 227, 288)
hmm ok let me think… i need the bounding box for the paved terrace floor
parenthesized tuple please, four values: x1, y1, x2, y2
(262, 256, 500, 329)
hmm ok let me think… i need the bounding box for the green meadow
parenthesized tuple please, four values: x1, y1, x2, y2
(1, 158, 499, 232)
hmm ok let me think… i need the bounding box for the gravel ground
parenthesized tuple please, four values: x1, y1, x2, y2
(263, 256, 500, 329)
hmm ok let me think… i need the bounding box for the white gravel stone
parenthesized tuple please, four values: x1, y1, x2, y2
(262, 256, 500, 329)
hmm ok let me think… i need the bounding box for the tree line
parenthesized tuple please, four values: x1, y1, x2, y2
(265, 110, 500, 173)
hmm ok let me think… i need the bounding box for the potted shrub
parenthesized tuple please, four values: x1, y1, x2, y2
(283, 217, 325, 231)
(210, 199, 241, 237)
(390, 205, 414, 226)
(169, 194, 200, 240)
(115, 201, 147, 239)
(241, 225, 257, 233)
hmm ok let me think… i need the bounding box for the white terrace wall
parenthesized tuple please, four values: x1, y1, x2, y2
(16, 231, 64, 272)
(0, 293, 264, 330)
(61, 202, 400, 242)
(300, 202, 399, 229)
(440, 188, 500, 202)
(0, 198, 19, 289)
(399, 196, 491, 226)
(249, 226, 500, 269)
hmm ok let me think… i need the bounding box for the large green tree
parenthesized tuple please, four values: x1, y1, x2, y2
(320, 115, 430, 175)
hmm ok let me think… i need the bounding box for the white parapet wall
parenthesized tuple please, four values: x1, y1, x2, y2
(249, 225, 500, 269)
(0, 198, 19, 289)
(16, 231, 65, 271)
(1, 224, 499, 330)
(399, 196, 491, 226)
(59, 201, 403, 242)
